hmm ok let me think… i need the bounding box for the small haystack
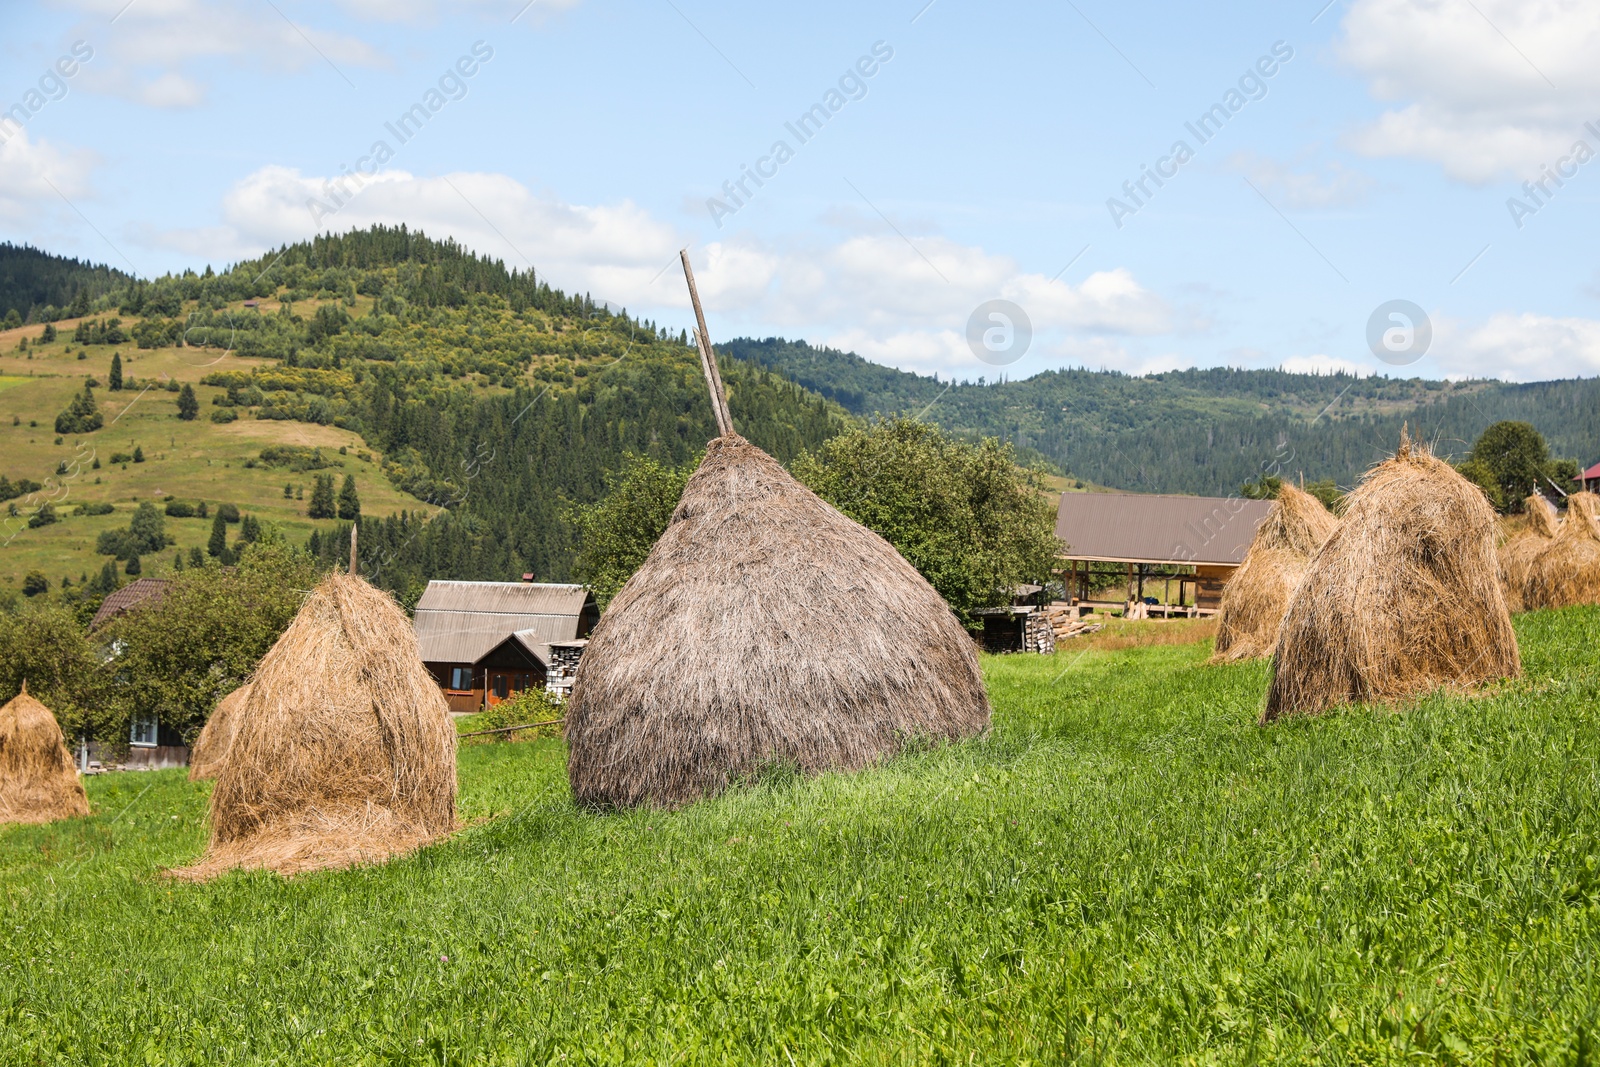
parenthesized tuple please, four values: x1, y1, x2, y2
(1524, 492, 1600, 610)
(1262, 431, 1519, 722)
(0, 684, 90, 825)
(1498, 494, 1560, 613)
(1210, 483, 1338, 663)
(187, 683, 251, 781)
(566, 433, 992, 809)
(174, 574, 455, 878)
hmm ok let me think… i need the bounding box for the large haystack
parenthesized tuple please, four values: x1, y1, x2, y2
(1210, 483, 1338, 663)
(174, 574, 455, 878)
(187, 683, 251, 781)
(1524, 492, 1600, 610)
(1498, 495, 1560, 613)
(1262, 432, 1520, 722)
(566, 433, 991, 809)
(0, 684, 90, 825)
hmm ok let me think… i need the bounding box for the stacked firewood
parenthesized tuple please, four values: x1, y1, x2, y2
(1042, 603, 1105, 642)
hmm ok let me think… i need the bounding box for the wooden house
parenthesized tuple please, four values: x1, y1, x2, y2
(1055, 492, 1273, 615)
(412, 580, 598, 713)
(89, 578, 190, 769)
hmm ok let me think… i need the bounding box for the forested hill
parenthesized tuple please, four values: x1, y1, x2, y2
(0, 243, 133, 325)
(1, 227, 842, 600)
(721, 337, 1600, 495)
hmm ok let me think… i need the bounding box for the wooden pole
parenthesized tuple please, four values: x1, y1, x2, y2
(348, 523, 358, 576)
(679, 249, 732, 437)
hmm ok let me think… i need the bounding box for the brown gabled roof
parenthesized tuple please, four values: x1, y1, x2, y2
(1056, 492, 1273, 567)
(89, 578, 172, 631)
(412, 581, 594, 665)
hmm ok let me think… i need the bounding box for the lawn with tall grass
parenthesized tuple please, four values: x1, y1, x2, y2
(4, 608, 1599, 1064)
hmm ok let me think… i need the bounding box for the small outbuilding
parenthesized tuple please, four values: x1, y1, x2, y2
(412, 580, 598, 712)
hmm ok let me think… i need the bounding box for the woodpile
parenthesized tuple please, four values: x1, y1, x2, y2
(1041, 603, 1105, 642)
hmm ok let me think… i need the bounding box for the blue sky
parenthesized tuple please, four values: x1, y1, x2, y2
(2, 0, 1597, 383)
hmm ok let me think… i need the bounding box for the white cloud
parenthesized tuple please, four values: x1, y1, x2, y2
(1438, 312, 1600, 380)
(1278, 354, 1377, 377)
(60, 0, 387, 108)
(330, 0, 583, 22)
(163, 164, 1186, 377)
(0, 130, 96, 222)
(1225, 150, 1376, 209)
(1339, 0, 1600, 183)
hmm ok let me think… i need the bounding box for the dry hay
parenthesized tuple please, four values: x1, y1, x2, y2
(1498, 495, 1560, 613)
(566, 433, 992, 810)
(187, 684, 251, 781)
(0, 684, 90, 825)
(1524, 491, 1600, 610)
(1262, 431, 1519, 722)
(1210, 483, 1338, 663)
(173, 573, 456, 879)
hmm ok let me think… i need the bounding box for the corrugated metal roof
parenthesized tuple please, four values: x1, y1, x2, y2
(414, 580, 590, 615)
(413, 581, 593, 665)
(1056, 492, 1273, 567)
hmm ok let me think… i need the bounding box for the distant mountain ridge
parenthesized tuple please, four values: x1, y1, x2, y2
(719, 336, 1600, 497)
(0, 243, 133, 323)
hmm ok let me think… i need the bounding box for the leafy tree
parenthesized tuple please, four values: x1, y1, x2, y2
(794, 418, 1064, 625)
(337, 474, 360, 520)
(102, 543, 316, 744)
(215, 502, 240, 523)
(1303, 479, 1343, 513)
(0, 603, 110, 743)
(1470, 422, 1571, 512)
(22, 571, 48, 596)
(1456, 457, 1507, 511)
(176, 382, 199, 420)
(27, 502, 58, 528)
(108, 351, 122, 390)
(307, 473, 336, 519)
(572, 453, 695, 608)
(127, 501, 167, 554)
(54, 385, 103, 434)
(1240, 475, 1283, 500)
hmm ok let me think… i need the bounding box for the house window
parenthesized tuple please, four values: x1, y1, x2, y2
(130, 711, 159, 747)
(450, 667, 472, 691)
(493, 675, 508, 699)
(513, 674, 529, 692)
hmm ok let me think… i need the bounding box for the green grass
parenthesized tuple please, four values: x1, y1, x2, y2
(4, 610, 1600, 1064)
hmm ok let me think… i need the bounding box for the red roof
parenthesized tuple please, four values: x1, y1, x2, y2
(89, 577, 172, 631)
(1581, 462, 1600, 481)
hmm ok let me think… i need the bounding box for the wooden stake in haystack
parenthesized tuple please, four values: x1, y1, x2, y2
(563, 251, 991, 809)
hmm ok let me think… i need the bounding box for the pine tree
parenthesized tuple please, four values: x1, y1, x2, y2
(337, 474, 360, 520)
(125, 554, 141, 575)
(176, 382, 199, 420)
(109, 351, 123, 391)
(307, 474, 336, 519)
(132, 445, 145, 463)
(283, 483, 294, 498)
(207, 512, 227, 558)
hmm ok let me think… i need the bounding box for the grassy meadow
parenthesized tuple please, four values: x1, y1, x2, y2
(4, 609, 1600, 1064)
(0, 312, 435, 590)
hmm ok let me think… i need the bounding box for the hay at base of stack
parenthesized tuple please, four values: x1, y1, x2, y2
(1524, 491, 1600, 610)
(0, 684, 90, 825)
(1262, 430, 1519, 722)
(1210, 483, 1338, 664)
(187, 683, 251, 781)
(1498, 494, 1560, 613)
(566, 433, 992, 810)
(173, 573, 456, 879)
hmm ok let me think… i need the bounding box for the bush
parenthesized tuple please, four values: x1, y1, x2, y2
(209, 408, 238, 424)
(216, 502, 240, 523)
(462, 687, 563, 744)
(73, 501, 114, 516)
(164, 500, 197, 518)
(21, 571, 48, 597)
(27, 503, 58, 528)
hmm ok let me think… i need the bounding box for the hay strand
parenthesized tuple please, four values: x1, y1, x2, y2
(1262, 432, 1520, 721)
(187, 684, 251, 781)
(1210, 483, 1337, 663)
(1524, 491, 1600, 610)
(0, 684, 90, 825)
(174, 573, 456, 878)
(566, 433, 991, 810)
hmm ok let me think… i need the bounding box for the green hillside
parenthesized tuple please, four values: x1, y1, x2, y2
(0, 228, 843, 601)
(722, 337, 1600, 495)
